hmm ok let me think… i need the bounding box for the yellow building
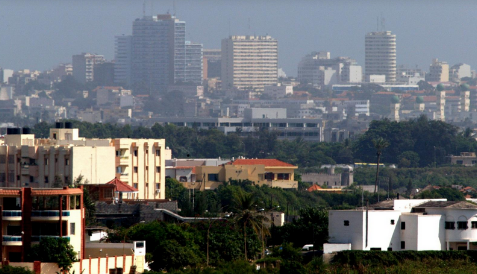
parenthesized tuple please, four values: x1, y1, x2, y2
(0, 124, 166, 200)
(193, 159, 298, 190)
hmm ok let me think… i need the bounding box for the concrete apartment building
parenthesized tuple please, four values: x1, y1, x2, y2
(221, 35, 278, 91)
(426, 58, 449, 82)
(450, 152, 477, 166)
(0, 123, 166, 200)
(298, 51, 361, 86)
(185, 41, 204, 85)
(449, 63, 471, 82)
(263, 83, 293, 99)
(365, 31, 397, 82)
(203, 49, 221, 79)
(72, 53, 105, 84)
(325, 199, 477, 253)
(0, 186, 84, 262)
(114, 35, 133, 86)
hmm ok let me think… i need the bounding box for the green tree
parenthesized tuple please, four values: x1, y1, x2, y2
(232, 189, 269, 261)
(0, 266, 34, 274)
(28, 238, 77, 272)
(372, 138, 389, 193)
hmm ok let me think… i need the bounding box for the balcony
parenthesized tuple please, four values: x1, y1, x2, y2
(21, 165, 30, 175)
(119, 155, 129, 165)
(3, 210, 22, 220)
(31, 210, 70, 219)
(3, 235, 22, 246)
(31, 236, 70, 242)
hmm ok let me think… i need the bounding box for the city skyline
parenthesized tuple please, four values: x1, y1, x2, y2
(1, 0, 477, 76)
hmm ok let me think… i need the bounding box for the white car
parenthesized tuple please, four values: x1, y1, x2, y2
(302, 244, 314, 251)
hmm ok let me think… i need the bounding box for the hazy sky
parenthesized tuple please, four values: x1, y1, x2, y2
(1, 0, 476, 76)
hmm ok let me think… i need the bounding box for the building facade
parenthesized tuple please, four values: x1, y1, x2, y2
(326, 199, 477, 253)
(365, 31, 397, 82)
(0, 124, 166, 200)
(114, 35, 133, 86)
(221, 35, 278, 91)
(72, 53, 105, 84)
(0, 187, 84, 262)
(427, 59, 449, 82)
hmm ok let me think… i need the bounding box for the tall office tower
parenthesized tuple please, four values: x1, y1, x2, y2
(426, 59, 449, 82)
(114, 35, 133, 86)
(72, 53, 105, 84)
(221, 35, 278, 91)
(129, 14, 186, 94)
(184, 41, 203, 84)
(365, 31, 396, 82)
(203, 49, 221, 79)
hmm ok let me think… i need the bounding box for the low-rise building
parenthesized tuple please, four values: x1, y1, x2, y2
(194, 158, 298, 190)
(325, 199, 477, 253)
(450, 152, 477, 166)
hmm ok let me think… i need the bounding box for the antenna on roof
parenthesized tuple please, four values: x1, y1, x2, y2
(376, 16, 379, 31)
(143, 0, 146, 17)
(151, 0, 154, 16)
(173, 0, 176, 16)
(381, 16, 386, 31)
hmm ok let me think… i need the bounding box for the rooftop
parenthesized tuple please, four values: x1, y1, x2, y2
(415, 201, 477, 209)
(231, 159, 296, 167)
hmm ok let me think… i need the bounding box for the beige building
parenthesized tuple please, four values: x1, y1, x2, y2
(365, 31, 397, 82)
(221, 35, 278, 91)
(427, 58, 449, 82)
(192, 159, 298, 190)
(0, 124, 166, 200)
(450, 152, 477, 166)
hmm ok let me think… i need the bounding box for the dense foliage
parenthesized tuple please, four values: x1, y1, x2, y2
(28, 238, 77, 271)
(0, 266, 34, 274)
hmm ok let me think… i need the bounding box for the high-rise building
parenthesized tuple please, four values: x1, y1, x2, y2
(365, 31, 397, 82)
(203, 49, 221, 80)
(184, 41, 203, 84)
(114, 35, 133, 86)
(426, 59, 449, 82)
(221, 35, 278, 91)
(115, 14, 201, 94)
(72, 53, 105, 84)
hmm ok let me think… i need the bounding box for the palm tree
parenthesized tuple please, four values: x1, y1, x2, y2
(232, 189, 269, 261)
(372, 138, 389, 193)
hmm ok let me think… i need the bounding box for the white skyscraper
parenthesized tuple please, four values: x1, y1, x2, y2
(221, 35, 278, 91)
(365, 31, 396, 82)
(114, 35, 133, 86)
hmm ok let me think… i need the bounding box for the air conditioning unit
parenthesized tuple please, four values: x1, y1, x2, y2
(155, 189, 161, 193)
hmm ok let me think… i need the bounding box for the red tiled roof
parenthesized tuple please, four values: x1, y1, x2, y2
(307, 185, 322, 192)
(32, 188, 83, 196)
(106, 178, 138, 192)
(231, 159, 296, 167)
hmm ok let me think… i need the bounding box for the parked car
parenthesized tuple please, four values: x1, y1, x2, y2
(302, 244, 314, 251)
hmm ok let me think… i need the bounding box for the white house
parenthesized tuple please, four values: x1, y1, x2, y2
(325, 199, 477, 253)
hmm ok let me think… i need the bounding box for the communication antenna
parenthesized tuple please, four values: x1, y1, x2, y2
(248, 17, 251, 33)
(173, 0, 176, 16)
(228, 19, 231, 36)
(381, 17, 386, 31)
(143, 0, 146, 17)
(151, 0, 154, 16)
(376, 17, 379, 31)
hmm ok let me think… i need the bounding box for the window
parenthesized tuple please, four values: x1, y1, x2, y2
(208, 174, 219, 181)
(472, 221, 477, 229)
(145, 150, 148, 154)
(65, 177, 69, 184)
(179, 176, 187, 182)
(458, 221, 468, 230)
(401, 241, 405, 249)
(387, 247, 392, 251)
(156, 167, 161, 173)
(401, 222, 406, 230)
(344, 220, 349, 226)
(370, 248, 381, 251)
(44, 158, 48, 165)
(116, 150, 120, 156)
(133, 183, 138, 189)
(457, 160, 463, 165)
(155, 183, 160, 189)
(70, 223, 75, 235)
(155, 150, 160, 156)
(277, 173, 290, 180)
(134, 150, 138, 157)
(264, 173, 274, 180)
(445, 222, 456, 230)
(29, 176, 34, 183)
(65, 159, 69, 166)
(0, 155, 5, 164)
(134, 167, 138, 173)
(390, 219, 395, 225)
(44, 176, 49, 183)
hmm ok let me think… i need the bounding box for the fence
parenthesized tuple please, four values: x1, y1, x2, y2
(8, 254, 144, 274)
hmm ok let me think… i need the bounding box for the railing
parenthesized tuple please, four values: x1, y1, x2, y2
(3, 210, 22, 217)
(31, 236, 70, 242)
(3, 236, 22, 242)
(119, 156, 129, 160)
(120, 173, 129, 176)
(31, 210, 70, 217)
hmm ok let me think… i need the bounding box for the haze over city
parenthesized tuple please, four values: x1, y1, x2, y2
(1, 0, 477, 75)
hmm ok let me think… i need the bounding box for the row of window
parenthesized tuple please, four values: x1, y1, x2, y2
(344, 220, 477, 230)
(116, 149, 161, 157)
